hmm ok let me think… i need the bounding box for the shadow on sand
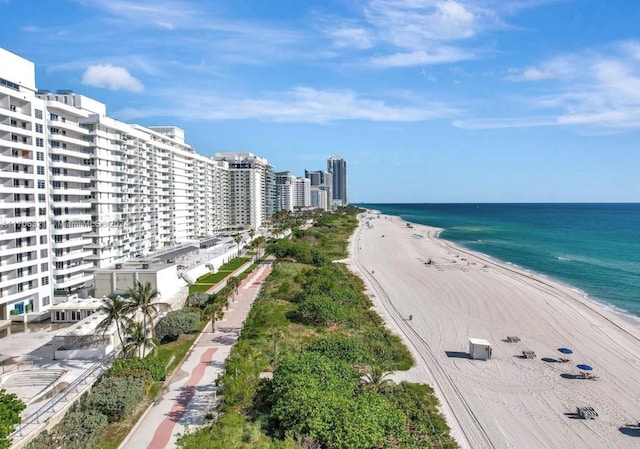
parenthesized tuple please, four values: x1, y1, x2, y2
(445, 351, 469, 359)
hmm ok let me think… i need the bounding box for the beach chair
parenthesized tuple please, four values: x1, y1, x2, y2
(522, 350, 536, 359)
(506, 336, 521, 343)
(577, 406, 598, 419)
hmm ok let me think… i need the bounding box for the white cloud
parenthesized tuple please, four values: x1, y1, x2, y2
(118, 86, 458, 123)
(328, 26, 373, 49)
(485, 40, 640, 129)
(452, 116, 558, 129)
(370, 47, 474, 67)
(82, 64, 144, 92)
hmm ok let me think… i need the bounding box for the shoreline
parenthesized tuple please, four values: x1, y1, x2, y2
(347, 211, 640, 449)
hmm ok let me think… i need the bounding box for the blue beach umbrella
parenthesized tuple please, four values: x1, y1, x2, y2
(558, 348, 573, 355)
(576, 364, 593, 371)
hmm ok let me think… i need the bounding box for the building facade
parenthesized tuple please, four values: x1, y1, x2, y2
(0, 48, 273, 321)
(327, 156, 347, 207)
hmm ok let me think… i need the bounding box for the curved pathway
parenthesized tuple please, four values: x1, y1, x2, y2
(120, 259, 273, 449)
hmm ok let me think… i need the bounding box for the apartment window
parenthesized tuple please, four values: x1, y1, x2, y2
(54, 235, 62, 243)
(17, 284, 23, 293)
(42, 296, 50, 306)
(40, 249, 48, 258)
(39, 208, 46, 216)
(52, 181, 61, 189)
(50, 113, 58, 121)
(54, 249, 63, 257)
(38, 194, 46, 202)
(37, 180, 45, 189)
(16, 238, 22, 248)
(35, 123, 43, 133)
(50, 141, 59, 148)
(35, 109, 43, 119)
(55, 262, 64, 269)
(36, 138, 43, 147)
(52, 168, 60, 175)
(51, 154, 60, 161)
(39, 221, 46, 230)
(37, 166, 45, 175)
(16, 253, 23, 263)
(17, 268, 23, 277)
(37, 152, 44, 161)
(41, 262, 48, 271)
(28, 281, 33, 289)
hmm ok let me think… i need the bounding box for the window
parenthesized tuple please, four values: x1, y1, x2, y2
(36, 138, 43, 147)
(40, 249, 48, 258)
(50, 113, 58, 121)
(37, 152, 44, 161)
(52, 181, 61, 189)
(37, 166, 44, 175)
(55, 262, 64, 269)
(43, 296, 50, 306)
(35, 109, 43, 119)
(16, 253, 23, 263)
(17, 283, 23, 293)
(35, 123, 43, 133)
(37, 180, 45, 189)
(38, 194, 46, 203)
(39, 221, 46, 230)
(17, 268, 23, 277)
(39, 208, 46, 216)
(54, 235, 62, 243)
(41, 262, 48, 271)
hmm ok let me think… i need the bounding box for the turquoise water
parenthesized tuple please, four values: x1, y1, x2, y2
(361, 203, 640, 318)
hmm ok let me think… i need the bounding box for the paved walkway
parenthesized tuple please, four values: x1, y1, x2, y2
(120, 258, 273, 449)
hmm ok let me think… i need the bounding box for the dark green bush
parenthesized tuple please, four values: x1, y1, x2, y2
(307, 335, 373, 364)
(293, 295, 349, 326)
(83, 376, 145, 423)
(108, 356, 165, 381)
(155, 310, 200, 342)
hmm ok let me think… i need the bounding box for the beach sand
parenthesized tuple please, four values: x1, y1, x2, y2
(346, 212, 640, 449)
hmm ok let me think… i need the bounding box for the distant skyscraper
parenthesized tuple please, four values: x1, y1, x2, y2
(327, 156, 347, 207)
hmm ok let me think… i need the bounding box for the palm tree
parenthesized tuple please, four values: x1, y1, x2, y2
(125, 281, 162, 356)
(233, 234, 243, 256)
(96, 294, 130, 350)
(204, 303, 224, 332)
(361, 364, 394, 393)
(227, 276, 241, 302)
(254, 235, 265, 260)
(123, 321, 157, 358)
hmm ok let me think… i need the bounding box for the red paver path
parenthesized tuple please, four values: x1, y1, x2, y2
(144, 347, 218, 449)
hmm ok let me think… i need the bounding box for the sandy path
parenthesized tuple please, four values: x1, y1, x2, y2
(346, 212, 640, 449)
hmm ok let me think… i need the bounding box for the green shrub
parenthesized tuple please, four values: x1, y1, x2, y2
(293, 295, 349, 326)
(26, 410, 108, 449)
(307, 336, 373, 364)
(108, 356, 165, 381)
(155, 310, 200, 342)
(186, 292, 210, 308)
(83, 376, 145, 423)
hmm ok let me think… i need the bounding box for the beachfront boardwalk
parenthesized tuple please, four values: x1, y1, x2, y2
(120, 258, 273, 449)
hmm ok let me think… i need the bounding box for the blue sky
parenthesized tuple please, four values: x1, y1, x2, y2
(2, 0, 640, 203)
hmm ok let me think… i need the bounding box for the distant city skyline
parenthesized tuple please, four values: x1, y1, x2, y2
(1, 1, 640, 202)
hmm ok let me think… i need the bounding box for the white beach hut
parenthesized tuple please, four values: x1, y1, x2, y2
(469, 338, 492, 360)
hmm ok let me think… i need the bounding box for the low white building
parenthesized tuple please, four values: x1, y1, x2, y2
(469, 338, 492, 360)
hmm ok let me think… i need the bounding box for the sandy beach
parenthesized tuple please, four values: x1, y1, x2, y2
(347, 212, 640, 449)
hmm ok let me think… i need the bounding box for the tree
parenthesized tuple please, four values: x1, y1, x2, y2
(125, 281, 162, 356)
(254, 235, 265, 260)
(96, 294, 129, 349)
(123, 321, 158, 358)
(361, 363, 394, 393)
(227, 276, 241, 302)
(0, 389, 25, 449)
(204, 304, 224, 332)
(233, 234, 243, 255)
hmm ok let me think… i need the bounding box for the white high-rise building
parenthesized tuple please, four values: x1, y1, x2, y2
(293, 177, 311, 209)
(0, 48, 53, 318)
(275, 171, 296, 212)
(0, 48, 275, 320)
(214, 152, 272, 231)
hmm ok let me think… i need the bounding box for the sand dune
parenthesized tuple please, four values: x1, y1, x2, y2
(346, 212, 640, 449)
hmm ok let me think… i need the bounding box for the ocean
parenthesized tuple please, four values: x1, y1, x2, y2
(360, 203, 640, 320)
